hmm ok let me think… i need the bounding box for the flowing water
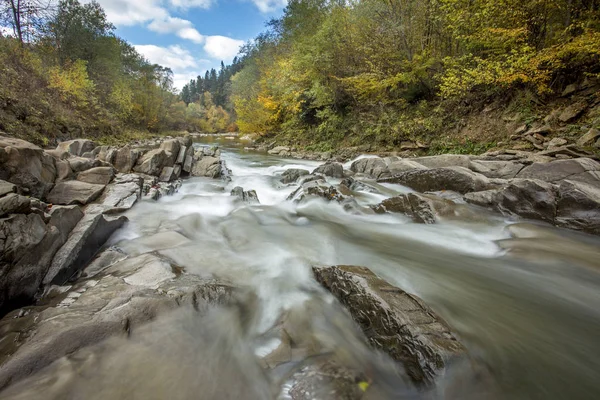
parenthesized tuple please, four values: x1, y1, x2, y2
(5, 136, 600, 399)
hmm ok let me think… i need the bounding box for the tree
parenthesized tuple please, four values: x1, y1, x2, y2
(1, 0, 53, 43)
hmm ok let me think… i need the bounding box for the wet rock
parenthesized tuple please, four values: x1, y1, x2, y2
(280, 168, 310, 184)
(313, 162, 344, 178)
(46, 181, 106, 205)
(56, 139, 95, 157)
(0, 194, 31, 218)
(0, 253, 233, 391)
(113, 146, 140, 173)
(76, 167, 115, 186)
(464, 190, 497, 208)
(577, 128, 600, 147)
(387, 159, 428, 175)
(43, 209, 127, 286)
(493, 179, 557, 223)
(350, 158, 389, 179)
(313, 265, 466, 385)
(159, 166, 178, 182)
(96, 174, 143, 213)
(515, 158, 600, 186)
(0, 180, 16, 197)
(469, 160, 525, 179)
(0, 136, 56, 199)
(287, 180, 347, 203)
(289, 361, 365, 400)
(339, 177, 380, 194)
(379, 167, 491, 194)
(372, 193, 455, 224)
(230, 187, 260, 204)
(133, 149, 169, 176)
(411, 154, 472, 169)
(556, 180, 600, 234)
(191, 156, 231, 179)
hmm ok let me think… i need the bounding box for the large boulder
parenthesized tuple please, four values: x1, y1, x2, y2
(280, 168, 310, 184)
(67, 157, 108, 173)
(380, 167, 491, 194)
(230, 187, 260, 204)
(372, 192, 456, 224)
(0, 194, 31, 218)
(0, 180, 16, 197)
(268, 146, 291, 156)
(492, 179, 557, 223)
(313, 162, 344, 178)
(42, 207, 127, 286)
(191, 156, 230, 179)
(133, 149, 169, 176)
(410, 154, 472, 169)
(387, 159, 428, 176)
(159, 139, 181, 166)
(113, 146, 140, 173)
(313, 265, 466, 385)
(56, 139, 95, 157)
(96, 174, 143, 214)
(76, 167, 115, 186)
(469, 160, 526, 179)
(0, 137, 56, 199)
(287, 179, 347, 203)
(555, 180, 600, 234)
(46, 181, 106, 205)
(515, 158, 600, 187)
(350, 157, 389, 179)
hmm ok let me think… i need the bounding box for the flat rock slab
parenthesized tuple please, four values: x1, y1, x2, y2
(516, 158, 600, 187)
(117, 231, 191, 256)
(0, 180, 16, 197)
(76, 167, 115, 186)
(380, 167, 491, 194)
(313, 265, 466, 385)
(46, 181, 106, 205)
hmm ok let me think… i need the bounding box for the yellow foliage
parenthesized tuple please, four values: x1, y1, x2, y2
(48, 59, 94, 105)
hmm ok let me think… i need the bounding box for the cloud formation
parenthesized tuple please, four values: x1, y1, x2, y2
(148, 17, 204, 43)
(250, 0, 287, 13)
(203, 36, 245, 60)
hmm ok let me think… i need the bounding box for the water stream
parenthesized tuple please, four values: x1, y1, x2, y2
(5, 137, 600, 399)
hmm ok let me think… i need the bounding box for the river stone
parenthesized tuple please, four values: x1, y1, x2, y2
(0, 255, 233, 392)
(577, 128, 600, 147)
(0, 180, 16, 197)
(387, 159, 428, 175)
(280, 168, 310, 184)
(313, 162, 344, 178)
(76, 167, 115, 186)
(0, 136, 56, 199)
(159, 166, 177, 182)
(231, 187, 260, 204)
(469, 160, 525, 179)
(268, 146, 291, 156)
(117, 231, 191, 256)
(96, 175, 142, 214)
(379, 167, 491, 194)
(515, 158, 600, 186)
(464, 190, 498, 208)
(350, 157, 389, 179)
(312, 265, 466, 385)
(43, 210, 128, 286)
(339, 177, 380, 194)
(113, 146, 140, 173)
(192, 156, 229, 179)
(176, 145, 188, 164)
(0, 194, 31, 218)
(372, 193, 455, 224)
(46, 181, 106, 205)
(67, 157, 109, 173)
(134, 149, 169, 176)
(56, 139, 95, 157)
(55, 159, 73, 182)
(287, 180, 347, 203)
(411, 154, 472, 169)
(159, 139, 180, 166)
(555, 180, 600, 234)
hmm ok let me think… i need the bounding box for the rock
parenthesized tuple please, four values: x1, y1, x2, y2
(350, 157, 389, 179)
(464, 190, 498, 208)
(0, 254, 233, 391)
(46, 181, 106, 205)
(555, 180, 600, 234)
(577, 128, 600, 147)
(133, 149, 169, 176)
(558, 102, 587, 123)
(113, 146, 140, 173)
(339, 177, 380, 194)
(516, 158, 600, 186)
(371, 193, 455, 224)
(191, 156, 230, 179)
(526, 125, 552, 136)
(268, 146, 291, 156)
(561, 83, 579, 97)
(96, 175, 143, 213)
(313, 162, 344, 178)
(183, 155, 194, 173)
(230, 187, 260, 204)
(95, 146, 116, 164)
(159, 139, 181, 166)
(0, 136, 56, 199)
(287, 180, 347, 203)
(493, 179, 557, 223)
(289, 361, 364, 400)
(387, 159, 428, 175)
(76, 167, 115, 186)
(313, 265, 466, 385)
(56, 139, 95, 157)
(280, 168, 310, 184)
(380, 167, 491, 194)
(159, 166, 177, 182)
(176, 145, 188, 164)
(55, 159, 73, 182)
(0, 194, 31, 218)
(547, 137, 568, 148)
(468, 160, 525, 179)
(0, 180, 16, 197)
(67, 157, 107, 173)
(43, 209, 128, 286)
(299, 174, 324, 184)
(411, 154, 472, 169)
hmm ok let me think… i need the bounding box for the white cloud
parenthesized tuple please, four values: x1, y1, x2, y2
(203, 36, 244, 61)
(148, 17, 204, 43)
(251, 0, 287, 13)
(83, 0, 167, 26)
(169, 0, 213, 9)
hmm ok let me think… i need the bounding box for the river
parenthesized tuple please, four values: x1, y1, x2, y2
(5, 136, 600, 399)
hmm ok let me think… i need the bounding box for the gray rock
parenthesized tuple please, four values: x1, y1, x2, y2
(76, 167, 115, 186)
(287, 180, 347, 203)
(558, 102, 587, 123)
(387, 159, 428, 175)
(313, 265, 466, 385)
(133, 149, 169, 176)
(0, 194, 31, 218)
(0, 136, 56, 199)
(96, 175, 143, 213)
(56, 139, 95, 157)
(176, 145, 188, 164)
(547, 138, 568, 148)
(516, 158, 600, 186)
(0, 180, 16, 197)
(230, 187, 260, 204)
(183, 154, 194, 173)
(46, 181, 106, 205)
(350, 157, 389, 179)
(469, 160, 525, 179)
(372, 192, 456, 224)
(339, 177, 380, 194)
(380, 167, 491, 194)
(43, 209, 128, 286)
(492, 179, 557, 223)
(556, 180, 600, 234)
(464, 190, 498, 208)
(313, 162, 344, 178)
(268, 146, 291, 155)
(55, 159, 73, 182)
(280, 168, 310, 184)
(113, 146, 140, 173)
(159, 166, 177, 182)
(191, 156, 231, 179)
(411, 154, 472, 169)
(67, 157, 108, 173)
(577, 128, 600, 147)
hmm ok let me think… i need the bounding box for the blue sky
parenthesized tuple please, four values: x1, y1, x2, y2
(86, 0, 287, 89)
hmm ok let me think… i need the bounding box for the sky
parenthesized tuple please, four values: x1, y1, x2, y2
(85, 0, 287, 90)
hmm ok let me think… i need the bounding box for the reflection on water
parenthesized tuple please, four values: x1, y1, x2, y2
(4, 136, 600, 399)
